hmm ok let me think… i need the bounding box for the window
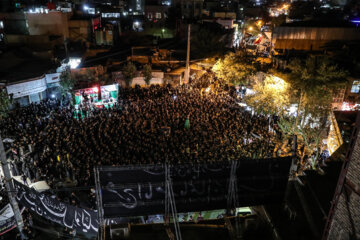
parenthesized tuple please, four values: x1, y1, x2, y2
(351, 80, 360, 93)
(156, 12, 161, 19)
(102, 13, 120, 18)
(148, 13, 153, 19)
(0, 21, 3, 29)
(88, 8, 95, 14)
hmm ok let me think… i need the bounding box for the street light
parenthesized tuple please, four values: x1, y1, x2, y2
(248, 26, 253, 31)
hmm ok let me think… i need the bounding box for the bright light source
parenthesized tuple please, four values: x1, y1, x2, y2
(342, 102, 352, 111)
(129, 8, 132, 11)
(268, 75, 287, 91)
(134, 21, 139, 26)
(83, 5, 89, 10)
(162, 28, 165, 33)
(51, 94, 56, 98)
(288, 104, 297, 116)
(205, 87, 211, 93)
(248, 26, 253, 31)
(69, 58, 81, 69)
(93, 87, 99, 93)
(173, 95, 177, 100)
(245, 88, 255, 95)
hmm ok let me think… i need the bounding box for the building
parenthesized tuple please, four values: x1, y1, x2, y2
(174, 0, 203, 19)
(69, 15, 101, 44)
(129, 0, 145, 14)
(25, 11, 70, 37)
(323, 112, 360, 240)
(145, 5, 168, 22)
(0, 50, 60, 106)
(272, 21, 360, 52)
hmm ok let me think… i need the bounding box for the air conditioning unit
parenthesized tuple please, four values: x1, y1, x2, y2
(110, 224, 130, 239)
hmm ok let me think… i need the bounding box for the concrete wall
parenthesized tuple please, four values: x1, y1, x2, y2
(25, 11, 70, 37)
(114, 70, 164, 87)
(45, 73, 61, 84)
(5, 72, 62, 106)
(6, 75, 47, 99)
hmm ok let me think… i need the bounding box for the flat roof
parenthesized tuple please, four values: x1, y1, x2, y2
(0, 50, 56, 83)
(280, 20, 356, 28)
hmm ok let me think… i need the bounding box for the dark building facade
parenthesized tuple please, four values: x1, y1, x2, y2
(323, 112, 360, 240)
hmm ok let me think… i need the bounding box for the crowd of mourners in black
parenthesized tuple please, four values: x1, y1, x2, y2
(1, 85, 279, 208)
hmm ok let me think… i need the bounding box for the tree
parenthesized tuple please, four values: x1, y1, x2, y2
(59, 69, 76, 96)
(273, 56, 347, 170)
(142, 64, 152, 86)
(122, 62, 137, 87)
(212, 51, 257, 86)
(59, 69, 77, 105)
(278, 116, 323, 170)
(85, 67, 112, 85)
(0, 90, 10, 119)
(245, 74, 291, 115)
(286, 56, 348, 126)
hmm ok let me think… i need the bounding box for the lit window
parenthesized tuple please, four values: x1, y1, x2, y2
(0, 21, 3, 29)
(102, 13, 120, 18)
(156, 12, 161, 19)
(351, 80, 360, 93)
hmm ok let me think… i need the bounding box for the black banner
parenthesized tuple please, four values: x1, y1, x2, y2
(0, 204, 17, 236)
(14, 181, 99, 235)
(98, 157, 292, 218)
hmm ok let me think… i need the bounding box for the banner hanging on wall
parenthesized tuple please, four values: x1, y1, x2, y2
(14, 181, 99, 235)
(0, 204, 17, 236)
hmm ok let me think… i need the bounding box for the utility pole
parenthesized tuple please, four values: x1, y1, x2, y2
(0, 135, 25, 239)
(184, 24, 191, 84)
(64, 37, 69, 60)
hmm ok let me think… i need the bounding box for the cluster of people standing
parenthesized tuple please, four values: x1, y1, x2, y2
(1, 85, 279, 203)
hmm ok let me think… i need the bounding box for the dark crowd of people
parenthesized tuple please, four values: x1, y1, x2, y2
(1, 85, 279, 206)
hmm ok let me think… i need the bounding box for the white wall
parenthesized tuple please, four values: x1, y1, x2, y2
(45, 72, 61, 84)
(6, 76, 47, 99)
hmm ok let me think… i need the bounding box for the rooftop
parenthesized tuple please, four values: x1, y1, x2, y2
(0, 49, 57, 83)
(280, 20, 357, 28)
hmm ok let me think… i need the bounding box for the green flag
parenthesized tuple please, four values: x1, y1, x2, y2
(185, 118, 190, 129)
